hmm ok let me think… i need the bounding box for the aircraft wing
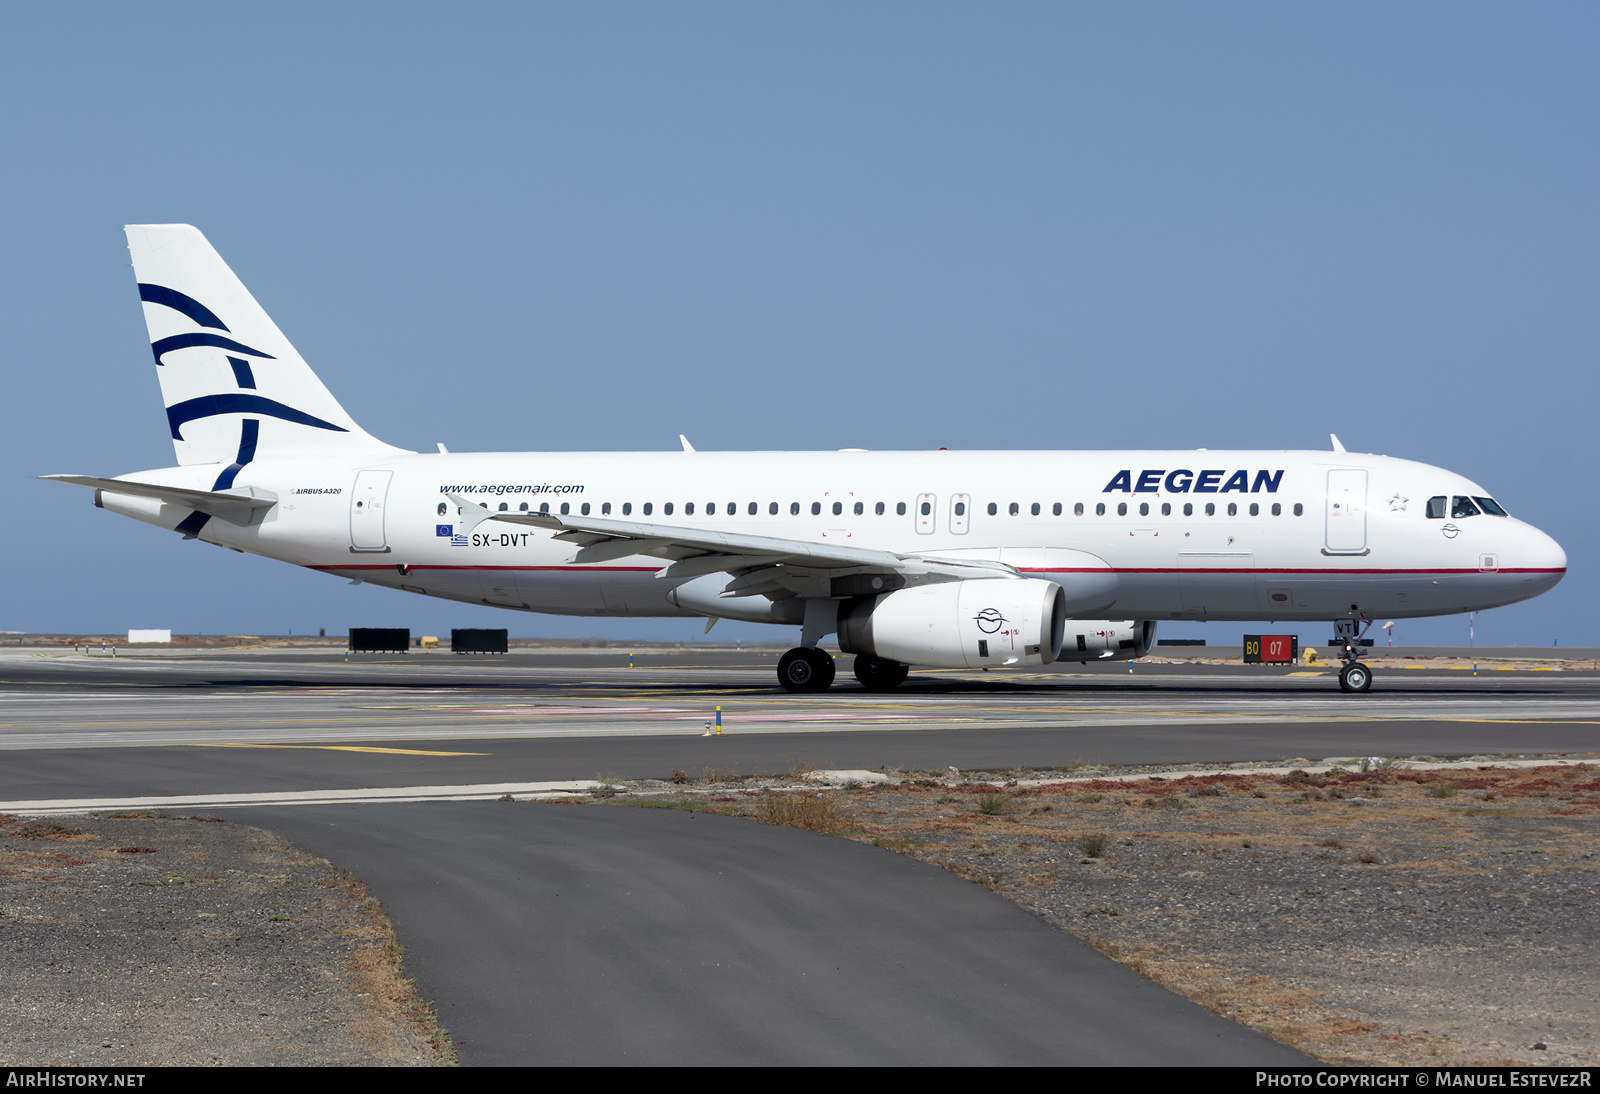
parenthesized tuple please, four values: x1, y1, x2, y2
(42, 474, 278, 526)
(444, 495, 1013, 599)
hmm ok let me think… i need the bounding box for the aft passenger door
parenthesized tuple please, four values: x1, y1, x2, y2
(1324, 469, 1368, 554)
(350, 470, 393, 552)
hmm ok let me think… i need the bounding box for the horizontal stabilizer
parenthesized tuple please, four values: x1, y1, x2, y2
(41, 474, 277, 526)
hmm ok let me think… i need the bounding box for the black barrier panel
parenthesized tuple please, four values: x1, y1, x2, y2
(452, 628, 509, 654)
(1243, 634, 1298, 663)
(350, 628, 410, 653)
(1158, 639, 1206, 646)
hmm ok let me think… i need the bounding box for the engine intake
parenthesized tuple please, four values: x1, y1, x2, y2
(1054, 619, 1158, 662)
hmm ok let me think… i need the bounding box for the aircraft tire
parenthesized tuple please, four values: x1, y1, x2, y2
(778, 647, 834, 693)
(853, 655, 909, 691)
(1339, 663, 1373, 693)
(818, 650, 837, 690)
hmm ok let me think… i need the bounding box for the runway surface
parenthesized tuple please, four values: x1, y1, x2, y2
(0, 647, 1595, 804)
(1, 646, 1592, 1064)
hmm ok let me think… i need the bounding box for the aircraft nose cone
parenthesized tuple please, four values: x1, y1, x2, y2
(1538, 530, 1567, 577)
(1519, 524, 1566, 589)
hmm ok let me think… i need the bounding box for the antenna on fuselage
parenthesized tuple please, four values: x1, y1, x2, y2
(679, 435, 696, 453)
(1330, 433, 1347, 453)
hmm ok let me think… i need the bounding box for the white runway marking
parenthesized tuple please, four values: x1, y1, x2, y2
(0, 780, 603, 815)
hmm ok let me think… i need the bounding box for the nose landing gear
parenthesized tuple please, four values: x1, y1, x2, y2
(1333, 615, 1374, 694)
(1338, 661, 1372, 693)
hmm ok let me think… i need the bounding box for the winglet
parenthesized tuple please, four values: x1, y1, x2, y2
(679, 435, 695, 453)
(1330, 433, 1347, 453)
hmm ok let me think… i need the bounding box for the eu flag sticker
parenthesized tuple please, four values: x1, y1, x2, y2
(436, 524, 453, 537)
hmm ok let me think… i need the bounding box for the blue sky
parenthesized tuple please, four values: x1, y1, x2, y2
(3, 3, 1595, 645)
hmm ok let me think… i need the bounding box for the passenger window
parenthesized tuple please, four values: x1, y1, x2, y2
(685, 502, 695, 515)
(728, 502, 737, 516)
(1271, 502, 1281, 516)
(875, 501, 885, 515)
(953, 501, 965, 516)
(1452, 496, 1481, 518)
(1096, 502, 1105, 516)
(622, 502, 632, 516)
(1009, 502, 1019, 516)
(498, 502, 508, 512)
(663, 502, 673, 516)
(1139, 502, 1149, 516)
(602, 502, 612, 515)
(987, 502, 998, 516)
(1227, 502, 1237, 516)
(833, 501, 843, 516)
(642, 503, 652, 516)
(1117, 502, 1128, 516)
(1249, 503, 1259, 517)
(1293, 502, 1303, 516)
(1182, 502, 1192, 516)
(811, 502, 821, 516)
(1426, 496, 1447, 519)
(897, 502, 907, 516)
(539, 502, 550, 514)
(791, 502, 800, 515)
(1160, 503, 1171, 516)
(581, 502, 591, 516)
(920, 501, 931, 516)
(1474, 496, 1508, 516)
(518, 502, 528, 512)
(853, 501, 863, 515)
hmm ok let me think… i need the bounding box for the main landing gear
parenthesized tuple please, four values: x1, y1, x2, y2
(777, 649, 910, 693)
(852, 654, 909, 691)
(778, 647, 836, 693)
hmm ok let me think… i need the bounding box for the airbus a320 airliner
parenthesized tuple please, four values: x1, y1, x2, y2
(46, 225, 1567, 694)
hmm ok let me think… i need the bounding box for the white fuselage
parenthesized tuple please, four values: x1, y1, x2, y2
(98, 448, 1567, 627)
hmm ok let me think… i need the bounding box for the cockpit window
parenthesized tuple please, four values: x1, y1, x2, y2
(1451, 496, 1481, 519)
(1473, 496, 1509, 517)
(1426, 496, 1447, 519)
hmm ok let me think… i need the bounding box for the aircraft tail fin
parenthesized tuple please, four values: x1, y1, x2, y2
(125, 225, 407, 468)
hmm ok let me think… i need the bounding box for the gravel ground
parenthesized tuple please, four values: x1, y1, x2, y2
(596, 758, 1600, 1067)
(0, 812, 449, 1066)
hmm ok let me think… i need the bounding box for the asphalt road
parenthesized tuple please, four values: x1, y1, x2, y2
(232, 800, 1309, 1065)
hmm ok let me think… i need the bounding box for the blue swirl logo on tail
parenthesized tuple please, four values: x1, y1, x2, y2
(140, 283, 348, 440)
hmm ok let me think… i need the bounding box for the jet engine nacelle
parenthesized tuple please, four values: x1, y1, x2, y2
(1054, 619, 1158, 662)
(837, 578, 1068, 669)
